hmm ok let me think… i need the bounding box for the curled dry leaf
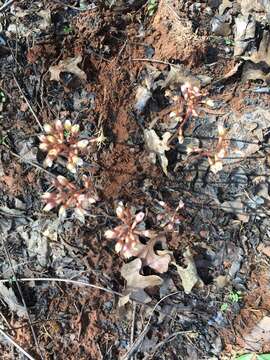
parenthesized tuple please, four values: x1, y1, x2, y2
(144, 129, 171, 175)
(173, 248, 202, 294)
(49, 55, 87, 82)
(121, 258, 163, 289)
(131, 234, 171, 273)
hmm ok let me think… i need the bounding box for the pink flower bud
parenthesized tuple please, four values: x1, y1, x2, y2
(43, 202, 56, 212)
(57, 176, 69, 186)
(71, 124, 80, 134)
(54, 120, 63, 131)
(48, 148, 59, 157)
(47, 135, 56, 143)
(64, 120, 72, 131)
(41, 192, 54, 200)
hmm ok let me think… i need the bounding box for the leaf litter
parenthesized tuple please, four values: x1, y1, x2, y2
(1, 0, 270, 358)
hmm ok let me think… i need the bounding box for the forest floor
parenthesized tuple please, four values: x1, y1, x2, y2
(0, 0, 270, 359)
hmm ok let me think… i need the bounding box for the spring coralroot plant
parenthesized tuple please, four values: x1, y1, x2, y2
(41, 175, 98, 222)
(186, 124, 229, 173)
(104, 202, 152, 258)
(156, 200, 185, 230)
(168, 82, 213, 144)
(39, 119, 89, 173)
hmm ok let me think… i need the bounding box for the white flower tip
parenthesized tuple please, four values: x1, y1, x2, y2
(105, 230, 115, 239)
(43, 157, 53, 167)
(64, 120, 72, 130)
(48, 149, 58, 157)
(58, 205, 67, 219)
(218, 124, 226, 136)
(44, 124, 52, 133)
(47, 135, 56, 143)
(205, 99, 215, 108)
(210, 161, 223, 174)
(116, 203, 124, 218)
(88, 197, 97, 204)
(39, 143, 48, 151)
(77, 139, 89, 149)
(115, 242, 122, 253)
(67, 163, 77, 173)
(71, 124, 80, 134)
(169, 111, 176, 118)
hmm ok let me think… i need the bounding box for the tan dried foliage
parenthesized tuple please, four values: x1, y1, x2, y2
(121, 258, 163, 289)
(49, 55, 87, 82)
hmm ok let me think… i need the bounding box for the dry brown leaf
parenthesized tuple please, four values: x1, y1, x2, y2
(144, 129, 171, 175)
(121, 258, 163, 289)
(49, 55, 87, 82)
(244, 316, 270, 351)
(118, 289, 152, 308)
(213, 62, 243, 84)
(131, 234, 171, 273)
(242, 30, 270, 66)
(173, 248, 202, 294)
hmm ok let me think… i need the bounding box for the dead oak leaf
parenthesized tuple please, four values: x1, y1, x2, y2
(49, 55, 87, 82)
(144, 129, 171, 175)
(121, 258, 163, 289)
(173, 248, 202, 294)
(131, 234, 171, 273)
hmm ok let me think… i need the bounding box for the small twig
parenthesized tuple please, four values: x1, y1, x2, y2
(121, 291, 181, 360)
(12, 75, 43, 131)
(1, 239, 44, 359)
(131, 58, 178, 67)
(0, 0, 15, 12)
(130, 302, 137, 360)
(0, 277, 122, 297)
(3, 144, 56, 178)
(144, 330, 195, 359)
(0, 328, 36, 360)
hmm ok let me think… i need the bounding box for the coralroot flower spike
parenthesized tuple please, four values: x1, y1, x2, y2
(39, 120, 89, 173)
(105, 203, 152, 258)
(178, 83, 203, 143)
(208, 124, 228, 174)
(42, 175, 98, 222)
